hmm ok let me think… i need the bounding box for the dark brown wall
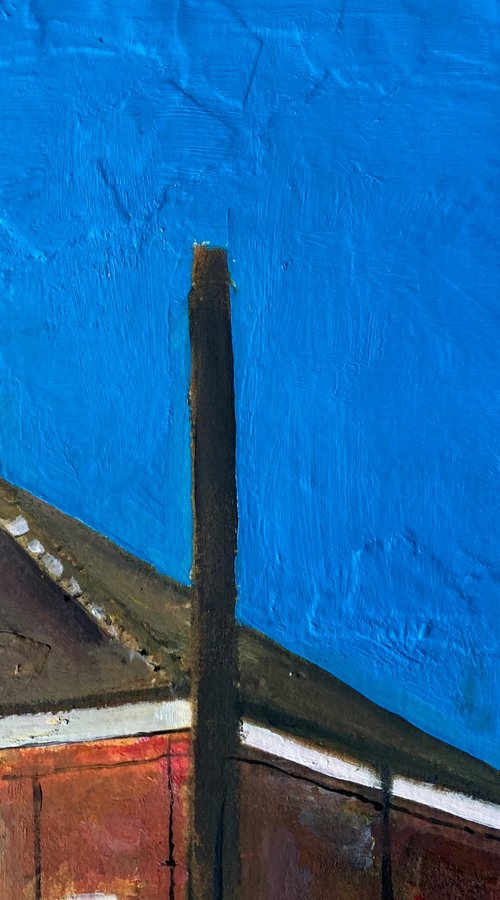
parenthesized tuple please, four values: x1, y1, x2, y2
(238, 760, 383, 899)
(238, 758, 500, 900)
(391, 807, 500, 899)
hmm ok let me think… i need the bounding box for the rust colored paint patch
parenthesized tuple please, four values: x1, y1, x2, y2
(169, 750, 190, 898)
(0, 733, 174, 779)
(170, 735, 191, 758)
(0, 735, 191, 899)
(391, 807, 500, 899)
(0, 777, 35, 898)
(40, 760, 172, 899)
(238, 760, 382, 899)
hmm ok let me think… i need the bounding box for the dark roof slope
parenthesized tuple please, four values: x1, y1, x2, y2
(239, 628, 500, 806)
(0, 477, 498, 806)
(0, 477, 190, 710)
(0, 530, 158, 712)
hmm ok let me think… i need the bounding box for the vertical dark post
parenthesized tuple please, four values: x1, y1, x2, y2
(188, 245, 240, 900)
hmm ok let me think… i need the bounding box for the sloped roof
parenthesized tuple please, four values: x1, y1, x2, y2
(0, 476, 498, 807)
(239, 628, 500, 807)
(0, 477, 190, 711)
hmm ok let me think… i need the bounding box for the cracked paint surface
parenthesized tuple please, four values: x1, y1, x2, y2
(0, 3, 499, 765)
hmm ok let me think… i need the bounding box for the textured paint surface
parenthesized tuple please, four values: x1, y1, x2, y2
(0, 778, 34, 899)
(0, 733, 190, 899)
(239, 761, 500, 900)
(0, 528, 159, 710)
(0, 4, 499, 765)
(238, 761, 382, 900)
(391, 808, 500, 899)
(0, 700, 191, 749)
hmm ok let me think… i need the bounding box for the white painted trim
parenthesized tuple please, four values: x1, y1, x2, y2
(0, 702, 498, 832)
(240, 721, 382, 790)
(240, 722, 500, 832)
(392, 776, 500, 831)
(0, 699, 191, 749)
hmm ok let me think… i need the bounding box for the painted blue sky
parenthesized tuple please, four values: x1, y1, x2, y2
(0, 2, 499, 766)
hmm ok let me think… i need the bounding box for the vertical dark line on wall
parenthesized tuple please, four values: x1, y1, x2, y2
(381, 766, 394, 900)
(33, 777, 42, 900)
(166, 753, 176, 900)
(188, 245, 241, 900)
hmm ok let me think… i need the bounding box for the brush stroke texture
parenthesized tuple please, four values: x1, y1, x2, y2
(0, 2, 499, 765)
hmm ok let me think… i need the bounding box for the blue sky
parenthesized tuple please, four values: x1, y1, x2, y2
(1, 1, 499, 766)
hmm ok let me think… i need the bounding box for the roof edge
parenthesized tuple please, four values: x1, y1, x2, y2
(0, 477, 191, 687)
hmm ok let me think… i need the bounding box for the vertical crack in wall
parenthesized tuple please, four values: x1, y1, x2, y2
(33, 777, 43, 900)
(166, 753, 177, 900)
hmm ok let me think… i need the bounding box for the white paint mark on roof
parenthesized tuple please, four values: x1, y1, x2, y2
(4, 515, 29, 537)
(66, 576, 82, 597)
(0, 703, 497, 833)
(241, 722, 500, 832)
(46, 715, 70, 727)
(27, 539, 45, 555)
(41, 553, 64, 579)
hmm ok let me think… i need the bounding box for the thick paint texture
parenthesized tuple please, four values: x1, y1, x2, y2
(0, 3, 499, 765)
